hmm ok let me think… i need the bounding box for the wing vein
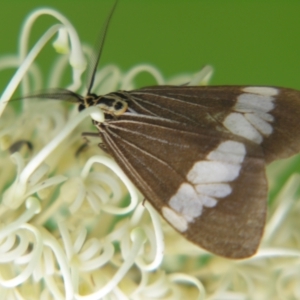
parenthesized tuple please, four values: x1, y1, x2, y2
(106, 127, 178, 170)
(129, 94, 202, 124)
(104, 125, 186, 182)
(102, 131, 154, 196)
(107, 121, 190, 148)
(132, 91, 208, 108)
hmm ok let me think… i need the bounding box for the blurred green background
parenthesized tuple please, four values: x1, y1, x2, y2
(1, 0, 300, 91)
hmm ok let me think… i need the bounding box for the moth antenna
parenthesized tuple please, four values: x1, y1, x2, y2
(7, 88, 83, 104)
(86, 0, 118, 95)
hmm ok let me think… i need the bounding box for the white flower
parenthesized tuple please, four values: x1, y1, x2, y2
(0, 7, 299, 300)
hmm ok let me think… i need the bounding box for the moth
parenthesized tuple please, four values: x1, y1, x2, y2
(24, 3, 300, 259)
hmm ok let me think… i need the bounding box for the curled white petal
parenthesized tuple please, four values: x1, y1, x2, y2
(81, 156, 138, 215)
(53, 28, 70, 54)
(121, 64, 165, 90)
(0, 197, 41, 240)
(75, 228, 146, 300)
(19, 106, 103, 188)
(134, 202, 164, 271)
(0, 24, 62, 117)
(168, 273, 206, 300)
(0, 224, 43, 288)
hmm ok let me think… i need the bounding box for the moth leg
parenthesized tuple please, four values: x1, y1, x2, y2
(75, 132, 99, 157)
(81, 132, 100, 138)
(81, 132, 98, 147)
(75, 143, 89, 157)
(81, 132, 110, 154)
(98, 142, 109, 153)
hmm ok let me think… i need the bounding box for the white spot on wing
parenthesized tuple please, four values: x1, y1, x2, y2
(223, 112, 263, 144)
(254, 111, 274, 122)
(242, 86, 278, 96)
(162, 207, 188, 232)
(167, 141, 246, 226)
(207, 140, 246, 164)
(223, 87, 278, 143)
(245, 113, 273, 135)
(169, 183, 203, 222)
(201, 195, 218, 207)
(236, 94, 274, 112)
(195, 183, 232, 198)
(187, 161, 241, 184)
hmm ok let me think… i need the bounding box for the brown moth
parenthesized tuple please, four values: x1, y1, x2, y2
(24, 2, 300, 258)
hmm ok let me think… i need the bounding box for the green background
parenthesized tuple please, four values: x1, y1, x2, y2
(1, 0, 300, 90)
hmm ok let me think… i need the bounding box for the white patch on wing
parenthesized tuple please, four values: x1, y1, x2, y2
(169, 183, 203, 222)
(245, 113, 273, 135)
(242, 86, 279, 96)
(201, 196, 218, 207)
(166, 141, 246, 227)
(223, 87, 278, 144)
(236, 94, 274, 112)
(223, 113, 263, 144)
(207, 140, 246, 164)
(162, 206, 188, 232)
(195, 183, 232, 198)
(254, 111, 274, 122)
(187, 161, 241, 184)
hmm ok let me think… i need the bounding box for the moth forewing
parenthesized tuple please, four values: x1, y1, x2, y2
(128, 85, 300, 164)
(95, 111, 268, 258)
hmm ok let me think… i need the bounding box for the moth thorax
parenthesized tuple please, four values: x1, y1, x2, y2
(83, 94, 128, 116)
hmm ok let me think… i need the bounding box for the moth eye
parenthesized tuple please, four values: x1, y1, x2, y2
(114, 101, 124, 111)
(86, 97, 94, 105)
(78, 104, 85, 111)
